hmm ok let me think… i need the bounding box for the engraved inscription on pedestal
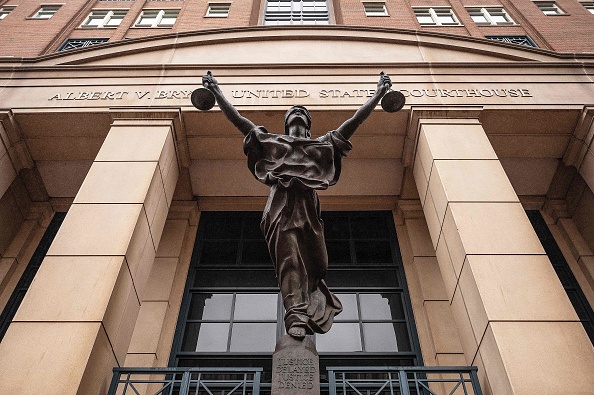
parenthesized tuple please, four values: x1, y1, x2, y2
(272, 335, 320, 395)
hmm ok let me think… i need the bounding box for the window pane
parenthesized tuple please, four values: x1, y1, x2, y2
(395, 323, 412, 351)
(196, 323, 230, 352)
(471, 14, 488, 23)
(188, 293, 233, 320)
(160, 11, 178, 25)
(363, 323, 399, 352)
(193, 269, 278, 287)
(415, 10, 433, 24)
(106, 14, 125, 26)
(351, 216, 388, 239)
(138, 12, 158, 25)
(316, 323, 362, 352)
(355, 240, 392, 263)
(204, 217, 241, 239)
(243, 216, 264, 239)
(37, 12, 54, 19)
(181, 322, 200, 351)
(85, 13, 106, 26)
(417, 15, 434, 24)
(326, 269, 399, 287)
(360, 293, 405, 320)
(326, 240, 351, 264)
(323, 216, 349, 239)
(334, 293, 358, 321)
(488, 9, 512, 23)
(436, 13, 456, 24)
(229, 323, 277, 352)
(200, 241, 238, 264)
(233, 293, 278, 320)
(183, 322, 230, 352)
(242, 241, 272, 265)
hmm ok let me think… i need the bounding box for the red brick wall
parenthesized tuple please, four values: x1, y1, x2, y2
(0, 0, 94, 57)
(499, 0, 594, 52)
(0, 0, 593, 57)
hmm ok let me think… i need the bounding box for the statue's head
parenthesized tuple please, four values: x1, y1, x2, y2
(284, 105, 312, 137)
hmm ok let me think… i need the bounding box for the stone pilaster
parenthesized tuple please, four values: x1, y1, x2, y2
(412, 117, 594, 394)
(0, 119, 179, 394)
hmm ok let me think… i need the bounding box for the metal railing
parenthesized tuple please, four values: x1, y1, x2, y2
(108, 367, 262, 395)
(108, 366, 481, 395)
(327, 366, 483, 395)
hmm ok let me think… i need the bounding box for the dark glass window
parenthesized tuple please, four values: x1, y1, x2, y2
(170, 211, 422, 385)
(527, 210, 594, 344)
(0, 212, 66, 341)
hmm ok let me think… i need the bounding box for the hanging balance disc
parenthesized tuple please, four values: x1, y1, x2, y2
(191, 87, 216, 111)
(381, 90, 406, 113)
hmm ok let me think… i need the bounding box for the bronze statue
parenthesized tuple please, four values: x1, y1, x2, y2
(201, 72, 393, 339)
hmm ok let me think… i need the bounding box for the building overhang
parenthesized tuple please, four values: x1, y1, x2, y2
(0, 27, 592, 210)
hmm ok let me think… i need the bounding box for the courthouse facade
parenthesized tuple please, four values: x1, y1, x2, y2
(0, 0, 594, 394)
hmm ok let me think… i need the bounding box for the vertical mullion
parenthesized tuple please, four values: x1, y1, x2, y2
(356, 293, 365, 352)
(276, 291, 284, 341)
(348, 217, 357, 265)
(156, 9, 165, 27)
(429, 8, 438, 25)
(227, 293, 237, 352)
(236, 215, 245, 266)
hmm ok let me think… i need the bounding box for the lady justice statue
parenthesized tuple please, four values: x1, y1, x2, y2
(200, 72, 393, 340)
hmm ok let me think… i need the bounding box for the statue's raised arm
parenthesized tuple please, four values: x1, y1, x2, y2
(202, 71, 256, 136)
(335, 72, 392, 140)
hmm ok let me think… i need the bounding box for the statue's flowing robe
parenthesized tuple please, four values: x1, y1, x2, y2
(243, 126, 351, 334)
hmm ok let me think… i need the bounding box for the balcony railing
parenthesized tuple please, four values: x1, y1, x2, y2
(108, 367, 262, 395)
(108, 366, 482, 395)
(327, 366, 483, 395)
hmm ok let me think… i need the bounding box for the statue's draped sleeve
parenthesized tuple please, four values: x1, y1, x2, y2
(242, 126, 352, 334)
(243, 126, 352, 190)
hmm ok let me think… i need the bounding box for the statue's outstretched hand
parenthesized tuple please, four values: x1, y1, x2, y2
(377, 72, 392, 96)
(202, 71, 220, 93)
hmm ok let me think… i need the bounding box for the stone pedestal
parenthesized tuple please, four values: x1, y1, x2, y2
(272, 335, 320, 395)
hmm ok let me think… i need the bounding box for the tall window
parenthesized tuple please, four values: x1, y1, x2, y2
(413, 7, 461, 26)
(467, 7, 514, 25)
(264, 0, 329, 25)
(81, 10, 127, 27)
(170, 211, 421, 386)
(527, 211, 594, 344)
(30, 5, 61, 19)
(134, 9, 179, 27)
(0, 6, 15, 20)
(0, 213, 66, 341)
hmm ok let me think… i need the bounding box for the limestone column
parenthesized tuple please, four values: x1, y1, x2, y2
(0, 118, 179, 394)
(412, 118, 594, 394)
